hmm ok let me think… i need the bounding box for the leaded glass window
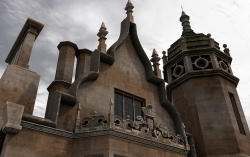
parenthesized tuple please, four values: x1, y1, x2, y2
(114, 91, 143, 121)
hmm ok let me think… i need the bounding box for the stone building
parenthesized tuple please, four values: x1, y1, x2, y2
(0, 1, 249, 157)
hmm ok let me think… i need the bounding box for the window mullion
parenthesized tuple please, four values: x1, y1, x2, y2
(133, 99, 135, 120)
(123, 95, 125, 119)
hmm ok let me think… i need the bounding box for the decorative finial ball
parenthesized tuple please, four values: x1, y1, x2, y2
(207, 33, 211, 38)
(162, 51, 166, 55)
(223, 44, 227, 48)
(126, 115, 130, 119)
(93, 111, 97, 115)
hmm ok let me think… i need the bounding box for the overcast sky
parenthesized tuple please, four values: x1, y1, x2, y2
(0, 0, 249, 127)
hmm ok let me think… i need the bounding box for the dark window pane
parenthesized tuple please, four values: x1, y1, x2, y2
(125, 96, 132, 104)
(229, 93, 246, 135)
(135, 100, 142, 108)
(115, 100, 118, 108)
(118, 94, 122, 101)
(114, 92, 143, 121)
(118, 101, 123, 110)
(129, 105, 133, 113)
(135, 107, 140, 116)
(118, 110, 123, 118)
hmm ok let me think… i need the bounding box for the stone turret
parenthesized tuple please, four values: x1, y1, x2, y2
(163, 10, 250, 156)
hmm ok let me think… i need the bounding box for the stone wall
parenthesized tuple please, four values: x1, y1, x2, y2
(1, 128, 73, 157)
(77, 34, 175, 134)
(171, 76, 250, 156)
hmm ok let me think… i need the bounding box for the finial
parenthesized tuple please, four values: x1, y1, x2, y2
(75, 102, 81, 132)
(180, 9, 194, 36)
(97, 22, 108, 53)
(126, 115, 130, 119)
(207, 33, 216, 47)
(125, 0, 134, 22)
(162, 51, 168, 66)
(152, 48, 158, 57)
(109, 98, 113, 106)
(207, 33, 211, 38)
(150, 49, 162, 78)
(93, 111, 97, 118)
(100, 22, 106, 31)
(181, 6, 183, 12)
(223, 44, 231, 56)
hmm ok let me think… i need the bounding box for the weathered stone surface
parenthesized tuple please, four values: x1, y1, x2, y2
(77, 34, 175, 134)
(0, 64, 40, 115)
(1, 128, 73, 157)
(55, 41, 78, 83)
(170, 76, 250, 156)
(75, 49, 92, 79)
(2, 101, 24, 134)
(5, 18, 44, 69)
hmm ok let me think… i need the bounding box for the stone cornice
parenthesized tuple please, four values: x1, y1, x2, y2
(57, 41, 79, 52)
(166, 69, 239, 99)
(5, 18, 44, 64)
(21, 120, 189, 155)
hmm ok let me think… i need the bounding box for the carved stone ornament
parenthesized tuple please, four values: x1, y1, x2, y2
(82, 111, 107, 129)
(77, 104, 186, 146)
(112, 105, 185, 145)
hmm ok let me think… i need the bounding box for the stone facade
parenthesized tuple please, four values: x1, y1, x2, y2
(0, 1, 249, 157)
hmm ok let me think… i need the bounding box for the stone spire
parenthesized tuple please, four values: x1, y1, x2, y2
(150, 49, 162, 78)
(180, 9, 194, 36)
(125, 0, 134, 22)
(97, 22, 108, 53)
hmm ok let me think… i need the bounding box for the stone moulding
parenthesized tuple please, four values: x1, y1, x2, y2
(20, 120, 189, 155)
(166, 69, 240, 100)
